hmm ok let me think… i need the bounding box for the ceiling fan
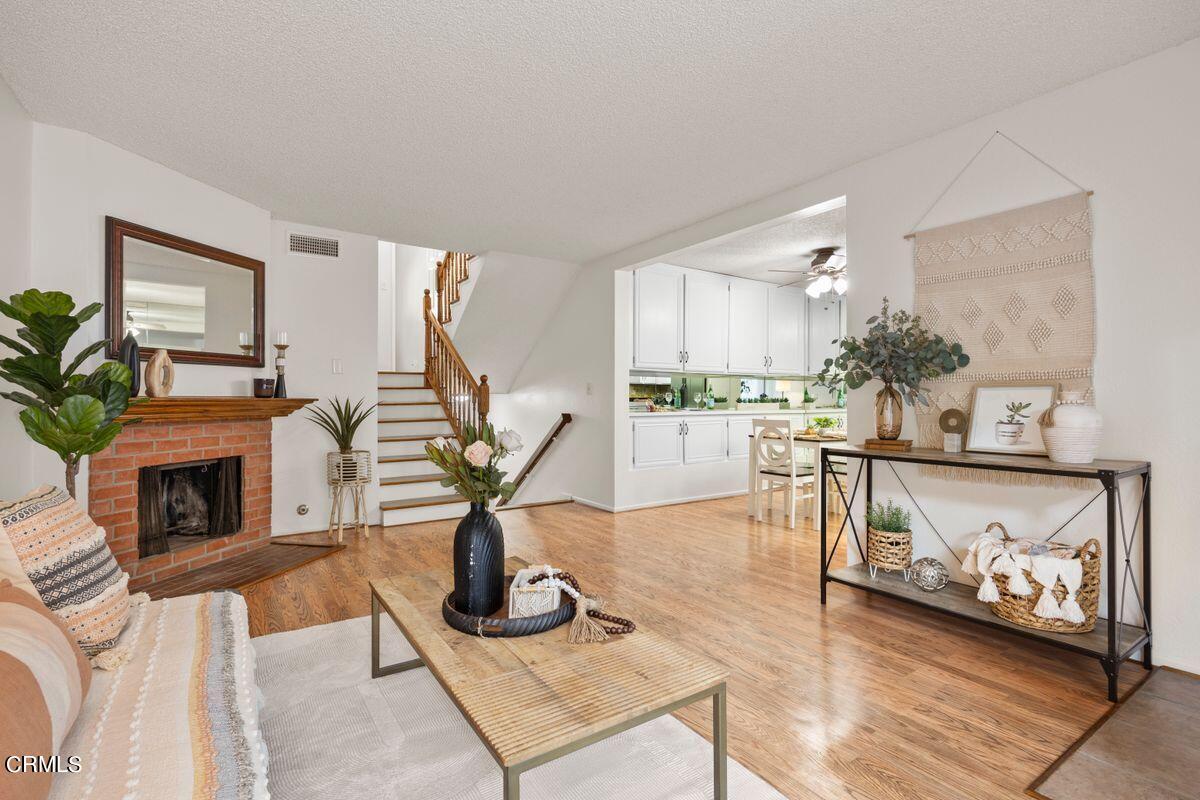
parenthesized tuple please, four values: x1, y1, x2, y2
(769, 246, 847, 297)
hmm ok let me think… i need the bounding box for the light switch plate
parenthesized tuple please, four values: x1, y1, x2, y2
(332, 358, 343, 374)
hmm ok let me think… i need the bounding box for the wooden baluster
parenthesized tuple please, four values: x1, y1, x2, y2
(479, 375, 489, 428)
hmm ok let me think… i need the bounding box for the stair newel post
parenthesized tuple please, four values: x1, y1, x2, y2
(479, 374, 490, 431)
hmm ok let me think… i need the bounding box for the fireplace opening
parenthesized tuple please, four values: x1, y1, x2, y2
(137, 456, 243, 559)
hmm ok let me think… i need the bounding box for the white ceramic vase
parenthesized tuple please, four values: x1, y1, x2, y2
(1039, 391, 1103, 464)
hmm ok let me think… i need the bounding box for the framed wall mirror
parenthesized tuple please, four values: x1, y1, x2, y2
(105, 217, 265, 367)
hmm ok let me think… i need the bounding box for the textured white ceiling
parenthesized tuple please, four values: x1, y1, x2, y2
(1, 1, 1197, 263)
(667, 203, 845, 284)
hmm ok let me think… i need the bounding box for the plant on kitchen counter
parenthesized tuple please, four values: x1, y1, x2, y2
(816, 297, 969, 441)
(811, 416, 840, 432)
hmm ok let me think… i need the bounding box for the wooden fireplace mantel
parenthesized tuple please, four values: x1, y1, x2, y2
(118, 396, 316, 423)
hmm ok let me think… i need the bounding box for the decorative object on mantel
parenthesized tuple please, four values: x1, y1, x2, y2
(910, 557, 950, 592)
(272, 332, 289, 398)
(426, 422, 523, 617)
(0, 289, 140, 497)
(865, 499, 914, 580)
(939, 408, 966, 452)
(1039, 390, 1103, 464)
(963, 521, 1100, 633)
(965, 385, 1055, 456)
(144, 349, 174, 397)
(308, 397, 377, 543)
(907, 132, 1096, 487)
(118, 329, 141, 396)
(253, 378, 276, 398)
(816, 297, 970, 441)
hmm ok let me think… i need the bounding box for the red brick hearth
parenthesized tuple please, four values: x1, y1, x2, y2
(89, 418, 273, 589)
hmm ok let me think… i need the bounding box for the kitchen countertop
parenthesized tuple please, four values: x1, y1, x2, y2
(629, 407, 846, 417)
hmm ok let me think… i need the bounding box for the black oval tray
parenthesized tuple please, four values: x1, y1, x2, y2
(442, 589, 574, 638)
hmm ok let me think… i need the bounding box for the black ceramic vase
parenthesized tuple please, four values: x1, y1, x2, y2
(453, 502, 504, 617)
(118, 332, 141, 396)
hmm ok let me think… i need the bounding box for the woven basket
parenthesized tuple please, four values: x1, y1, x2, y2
(986, 521, 1101, 634)
(867, 526, 913, 572)
(326, 450, 372, 486)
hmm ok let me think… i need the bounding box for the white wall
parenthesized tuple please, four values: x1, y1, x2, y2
(19, 124, 381, 536)
(392, 243, 440, 372)
(592, 38, 1200, 671)
(486, 263, 615, 508)
(0, 75, 33, 494)
(269, 220, 379, 534)
(453, 251, 581, 392)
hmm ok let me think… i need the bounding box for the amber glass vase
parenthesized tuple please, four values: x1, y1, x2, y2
(874, 385, 903, 440)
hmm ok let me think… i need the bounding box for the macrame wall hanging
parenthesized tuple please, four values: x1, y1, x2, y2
(906, 132, 1096, 487)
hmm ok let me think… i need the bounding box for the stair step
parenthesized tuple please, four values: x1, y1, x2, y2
(381, 494, 468, 511)
(379, 401, 441, 406)
(379, 433, 444, 443)
(379, 417, 446, 424)
(378, 454, 427, 463)
(378, 371, 424, 375)
(381, 472, 444, 486)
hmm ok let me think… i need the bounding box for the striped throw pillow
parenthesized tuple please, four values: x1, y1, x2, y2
(0, 486, 131, 657)
(0, 579, 92, 800)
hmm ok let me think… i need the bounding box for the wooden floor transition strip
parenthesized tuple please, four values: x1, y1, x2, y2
(141, 541, 344, 600)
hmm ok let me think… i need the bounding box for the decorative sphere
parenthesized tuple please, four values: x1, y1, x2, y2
(911, 557, 950, 592)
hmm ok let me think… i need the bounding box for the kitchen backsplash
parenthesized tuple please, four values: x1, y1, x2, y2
(629, 372, 841, 409)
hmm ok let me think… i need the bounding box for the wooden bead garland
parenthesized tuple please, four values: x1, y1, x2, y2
(529, 571, 636, 643)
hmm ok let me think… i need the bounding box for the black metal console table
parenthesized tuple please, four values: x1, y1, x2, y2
(818, 445, 1151, 702)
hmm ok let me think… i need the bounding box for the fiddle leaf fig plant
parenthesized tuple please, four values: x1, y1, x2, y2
(815, 297, 970, 407)
(0, 290, 140, 497)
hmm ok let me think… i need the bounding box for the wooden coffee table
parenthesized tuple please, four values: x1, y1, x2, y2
(370, 559, 729, 799)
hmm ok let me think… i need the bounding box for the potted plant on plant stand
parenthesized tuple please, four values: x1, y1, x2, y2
(816, 297, 970, 441)
(0, 290, 140, 497)
(865, 499, 913, 581)
(426, 423, 523, 617)
(995, 401, 1032, 445)
(308, 397, 376, 541)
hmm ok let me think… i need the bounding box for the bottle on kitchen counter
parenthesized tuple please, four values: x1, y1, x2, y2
(679, 378, 689, 408)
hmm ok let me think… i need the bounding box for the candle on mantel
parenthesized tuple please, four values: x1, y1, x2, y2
(276, 332, 288, 346)
(239, 331, 250, 346)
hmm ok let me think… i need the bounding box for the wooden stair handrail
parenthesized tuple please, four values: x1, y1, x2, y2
(424, 289, 489, 444)
(436, 251, 472, 325)
(496, 413, 573, 507)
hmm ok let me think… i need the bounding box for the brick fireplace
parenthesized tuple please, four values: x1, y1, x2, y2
(88, 397, 312, 590)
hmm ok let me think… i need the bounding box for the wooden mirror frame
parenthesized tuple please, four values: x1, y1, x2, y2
(105, 217, 266, 367)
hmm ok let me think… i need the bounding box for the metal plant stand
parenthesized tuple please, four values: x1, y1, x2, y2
(818, 445, 1151, 702)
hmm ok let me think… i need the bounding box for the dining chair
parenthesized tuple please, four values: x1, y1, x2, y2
(752, 418, 814, 529)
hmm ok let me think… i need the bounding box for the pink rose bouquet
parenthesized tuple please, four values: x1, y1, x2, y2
(424, 422, 523, 504)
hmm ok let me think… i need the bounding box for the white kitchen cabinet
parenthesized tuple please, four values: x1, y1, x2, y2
(682, 417, 728, 464)
(768, 286, 806, 374)
(631, 417, 684, 469)
(682, 272, 729, 372)
(727, 278, 770, 373)
(633, 265, 684, 371)
(727, 417, 753, 458)
(807, 296, 844, 376)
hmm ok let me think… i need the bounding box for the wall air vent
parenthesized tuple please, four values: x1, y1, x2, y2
(288, 232, 340, 258)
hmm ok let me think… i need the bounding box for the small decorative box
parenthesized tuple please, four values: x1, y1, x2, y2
(509, 565, 562, 619)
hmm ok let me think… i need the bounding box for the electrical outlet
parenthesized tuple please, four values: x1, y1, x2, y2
(331, 358, 343, 374)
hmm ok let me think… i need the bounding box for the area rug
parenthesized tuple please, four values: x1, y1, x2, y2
(1029, 668, 1200, 800)
(252, 616, 784, 799)
(912, 191, 1095, 487)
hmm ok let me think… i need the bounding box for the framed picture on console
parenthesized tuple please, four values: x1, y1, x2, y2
(965, 385, 1056, 456)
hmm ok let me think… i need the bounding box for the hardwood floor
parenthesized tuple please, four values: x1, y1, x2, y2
(243, 497, 1139, 800)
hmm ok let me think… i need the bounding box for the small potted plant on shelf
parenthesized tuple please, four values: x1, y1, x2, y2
(816, 297, 970, 441)
(802, 386, 816, 410)
(865, 499, 913, 581)
(995, 401, 1032, 445)
(810, 416, 840, 436)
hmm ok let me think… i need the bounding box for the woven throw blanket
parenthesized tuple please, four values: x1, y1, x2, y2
(913, 192, 1095, 486)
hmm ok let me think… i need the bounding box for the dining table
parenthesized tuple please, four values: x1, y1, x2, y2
(746, 430, 848, 523)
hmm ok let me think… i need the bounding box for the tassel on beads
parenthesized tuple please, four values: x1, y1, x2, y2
(1034, 587, 1063, 619)
(1060, 595, 1087, 624)
(1007, 570, 1033, 597)
(568, 596, 609, 644)
(976, 575, 1000, 603)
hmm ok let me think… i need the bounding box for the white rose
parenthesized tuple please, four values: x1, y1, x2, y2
(463, 440, 493, 468)
(498, 428, 523, 453)
(432, 436, 449, 450)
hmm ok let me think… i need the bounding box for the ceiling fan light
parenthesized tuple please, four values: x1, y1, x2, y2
(826, 253, 847, 269)
(813, 274, 833, 293)
(805, 282, 823, 298)
(833, 276, 848, 295)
